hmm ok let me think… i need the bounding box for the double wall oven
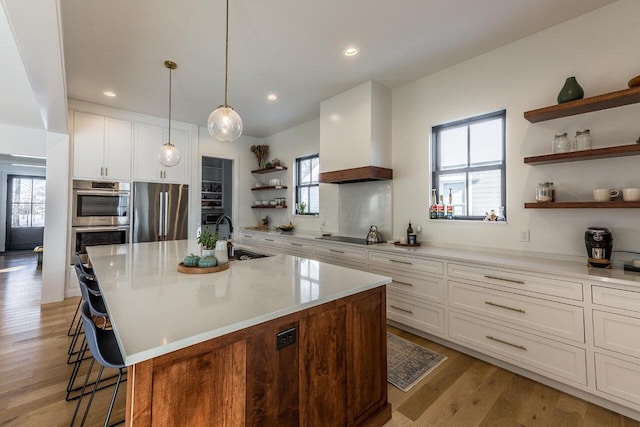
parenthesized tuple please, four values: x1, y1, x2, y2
(71, 180, 130, 261)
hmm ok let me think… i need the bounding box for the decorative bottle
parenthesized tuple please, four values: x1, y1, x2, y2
(437, 196, 445, 219)
(406, 221, 413, 243)
(429, 189, 438, 219)
(446, 188, 454, 220)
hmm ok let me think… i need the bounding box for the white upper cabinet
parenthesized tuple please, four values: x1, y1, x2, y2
(133, 122, 189, 183)
(73, 111, 132, 181)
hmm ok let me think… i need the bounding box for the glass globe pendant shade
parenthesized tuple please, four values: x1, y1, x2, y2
(208, 105, 242, 143)
(157, 143, 181, 167)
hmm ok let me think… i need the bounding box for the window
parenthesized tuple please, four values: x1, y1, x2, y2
(295, 154, 319, 215)
(432, 110, 506, 220)
(9, 176, 46, 227)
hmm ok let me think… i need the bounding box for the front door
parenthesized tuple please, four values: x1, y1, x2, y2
(5, 175, 46, 251)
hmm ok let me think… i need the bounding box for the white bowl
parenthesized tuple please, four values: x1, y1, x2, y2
(262, 200, 269, 206)
(254, 200, 262, 206)
(270, 200, 277, 206)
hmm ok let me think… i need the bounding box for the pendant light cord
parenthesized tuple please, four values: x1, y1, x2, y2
(224, 0, 229, 107)
(168, 65, 173, 146)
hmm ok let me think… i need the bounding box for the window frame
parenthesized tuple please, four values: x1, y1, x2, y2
(295, 153, 319, 215)
(431, 110, 506, 221)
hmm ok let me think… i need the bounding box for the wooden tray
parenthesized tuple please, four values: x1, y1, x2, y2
(177, 262, 230, 274)
(394, 242, 421, 247)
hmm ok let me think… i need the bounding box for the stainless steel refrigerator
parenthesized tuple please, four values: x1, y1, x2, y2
(133, 182, 189, 242)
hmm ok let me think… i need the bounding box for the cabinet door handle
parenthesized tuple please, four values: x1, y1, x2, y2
(484, 301, 525, 314)
(104, 167, 108, 177)
(390, 305, 413, 314)
(484, 275, 525, 285)
(290, 243, 303, 247)
(100, 166, 104, 176)
(390, 259, 412, 265)
(329, 249, 344, 254)
(485, 335, 527, 351)
(393, 280, 413, 287)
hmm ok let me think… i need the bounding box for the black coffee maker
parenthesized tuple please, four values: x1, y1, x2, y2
(585, 227, 613, 268)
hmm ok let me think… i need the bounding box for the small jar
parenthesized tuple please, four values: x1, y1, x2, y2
(552, 133, 570, 153)
(536, 182, 555, 202)
(575, 129, 592, 151)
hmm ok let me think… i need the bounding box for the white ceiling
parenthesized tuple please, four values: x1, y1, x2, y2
(60, 0, 617, 138)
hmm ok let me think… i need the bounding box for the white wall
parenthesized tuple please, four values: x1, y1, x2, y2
(392, 0, 640, 261)
(262, 118, 340, 233)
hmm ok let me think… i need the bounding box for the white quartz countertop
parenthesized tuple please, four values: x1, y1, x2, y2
(87, 240, 391, 365)
(242, 227, 640, 287)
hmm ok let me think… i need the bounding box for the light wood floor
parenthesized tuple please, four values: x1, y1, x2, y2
(1, 251, 638, 426)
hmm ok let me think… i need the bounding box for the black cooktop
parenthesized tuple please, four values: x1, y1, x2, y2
(316, 236, 381, 245)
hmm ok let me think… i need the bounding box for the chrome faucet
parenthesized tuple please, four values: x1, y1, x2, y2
(215, 215, 234, 240)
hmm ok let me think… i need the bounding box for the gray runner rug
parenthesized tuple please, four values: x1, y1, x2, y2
(387, 333, 447, 392)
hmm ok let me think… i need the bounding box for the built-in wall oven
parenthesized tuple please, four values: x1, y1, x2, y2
(71, 180, 130, 261)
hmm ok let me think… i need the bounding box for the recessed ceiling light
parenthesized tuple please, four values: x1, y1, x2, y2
(103, 91, 116, 97)
(344, 47, 359, 57)
(267, 94, 278, 101)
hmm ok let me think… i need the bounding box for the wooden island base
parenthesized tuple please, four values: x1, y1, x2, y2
(125, 286, 390, 426)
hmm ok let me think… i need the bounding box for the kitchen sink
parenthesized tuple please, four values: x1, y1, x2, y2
(233, 249, 272, 261)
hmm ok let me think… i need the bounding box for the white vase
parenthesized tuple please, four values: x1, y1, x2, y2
(214, 241, 228, 265)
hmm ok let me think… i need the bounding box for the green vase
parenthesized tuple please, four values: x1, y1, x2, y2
(557, 76, 584, 104)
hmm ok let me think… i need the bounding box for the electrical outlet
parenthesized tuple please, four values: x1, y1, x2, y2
(276, 327, 296, 350)
(519, 229, 530, 243)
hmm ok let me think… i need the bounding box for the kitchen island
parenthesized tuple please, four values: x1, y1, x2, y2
(87, 240, 392, 426)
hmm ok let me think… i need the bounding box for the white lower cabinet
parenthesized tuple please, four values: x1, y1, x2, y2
(279, 237, 314, 258)
(313, 242, 367, 271)
(449, 311, 587, 386)
(387, 291, 445, 335)
(595, 353, 640, 406)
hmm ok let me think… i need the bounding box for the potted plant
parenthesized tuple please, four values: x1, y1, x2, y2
(197, 228, 218, 257)
(298, 201, 306, 215)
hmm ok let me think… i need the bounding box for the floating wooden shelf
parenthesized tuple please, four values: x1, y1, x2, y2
(251, 166, 287, 174)
(524, 144, 640, 165)
(251, 185, 288, 191)
(524, 86, 640, 123)
(251, 205, 288, 209)
(525, 201, 640, 209)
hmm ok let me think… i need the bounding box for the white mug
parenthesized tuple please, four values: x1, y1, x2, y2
(623, 187, 640, 201)
(593, 189, 620, 202)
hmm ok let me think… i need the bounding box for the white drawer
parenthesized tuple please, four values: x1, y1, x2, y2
(448, 281, 584, 343)
(449, 312, 587, 386)
(595, 353, 640, 406)
(313, 242, 366, 263)
(592, 286, 640, 313)
(314, 255, 366, 272)
(387, 291, 445, 336)
(369, 251, 443, 276)
(593, 310, 640, 359)
(447, 263, 583, 301)
(370, 266, 443, 304)
(279, 238, 314, 257)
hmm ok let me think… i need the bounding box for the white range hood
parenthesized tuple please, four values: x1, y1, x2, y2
(319, 81, 392, 184)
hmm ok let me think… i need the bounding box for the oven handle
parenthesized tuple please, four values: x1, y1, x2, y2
(73, 226, 130, 232)
(75, 190, 130, 197)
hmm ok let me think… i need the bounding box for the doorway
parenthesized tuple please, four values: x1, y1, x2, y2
(5, 175, 46, 251)
(201, 157, 233, 239)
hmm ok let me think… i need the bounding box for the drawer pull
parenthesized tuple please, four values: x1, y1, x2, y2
(329, 249, 345, 254)
(484, 301, 525, 314)
(290, 243, 303, 247)
(484, 275, 525, 285)
(390, 305, 413, 314)
(265, 238, 275, 242)
(244, 235, 253, 238)
(390, 259, 412, 265)
(486, 335, 527, 351)
(393, 280, 413, 287)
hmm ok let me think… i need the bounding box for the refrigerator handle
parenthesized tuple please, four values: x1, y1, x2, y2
(159, 191, 164, 238)
(164, 191, 169, 238)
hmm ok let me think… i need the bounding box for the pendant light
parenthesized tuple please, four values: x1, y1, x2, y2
(158, 60, 181, 167)
(207, 0, 243, 143)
